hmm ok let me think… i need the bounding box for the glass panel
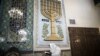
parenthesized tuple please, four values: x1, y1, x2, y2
(0, 0, 33, 51)
(8, 0, 27, 42)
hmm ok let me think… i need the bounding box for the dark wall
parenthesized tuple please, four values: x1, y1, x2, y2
(0, 0, 3, 34)
(94, 0, 100, 5)
(0, 0, 1, 4)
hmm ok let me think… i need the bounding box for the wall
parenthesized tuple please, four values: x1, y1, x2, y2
(33, 0, 100, 56)
(63, 0, 100, 56)
(64, 0, 100, 27)
(97, 7, 100, 26)
(33, 0, 71, 56)
(97, 7, 100, 32)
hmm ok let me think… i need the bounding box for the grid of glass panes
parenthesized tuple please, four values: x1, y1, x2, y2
(9, 0, 26, 33)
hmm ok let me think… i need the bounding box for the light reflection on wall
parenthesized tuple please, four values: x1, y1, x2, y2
(8, 8, 23, 18)
(74, 36, 81, 43)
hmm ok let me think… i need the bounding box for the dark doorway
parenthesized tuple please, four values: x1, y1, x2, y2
(69, 27, 100, 56)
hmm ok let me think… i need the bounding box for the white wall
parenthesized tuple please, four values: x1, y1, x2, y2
(64, 0, 100, 28)
(97, 7, 100, 25)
